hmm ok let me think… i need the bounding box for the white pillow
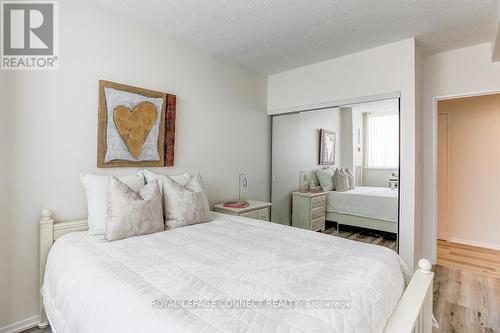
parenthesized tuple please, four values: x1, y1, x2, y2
(315, 168, 335, 191)
(80, 173, 145, 235)
(105, 177, 164, 241)
(138, 170, 191, 193)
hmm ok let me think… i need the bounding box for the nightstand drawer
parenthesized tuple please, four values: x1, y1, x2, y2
(292, 192, 326, 231)
(241, 210, 260, 219)
(311, 206, 325, 219)
(311, 196, 325, 208)
(312, 216, 325, 231)
(259, 208, 270, 221)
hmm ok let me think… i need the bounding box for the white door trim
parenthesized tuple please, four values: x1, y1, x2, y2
(436, 112, 449, 241)
(430, 89, 500, 263)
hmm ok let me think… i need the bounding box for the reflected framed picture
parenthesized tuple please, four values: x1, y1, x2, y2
(319, 129, 336, 165)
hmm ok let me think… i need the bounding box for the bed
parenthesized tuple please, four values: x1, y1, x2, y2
(326, 186, 398, 234)
(38, 210, 433, 333)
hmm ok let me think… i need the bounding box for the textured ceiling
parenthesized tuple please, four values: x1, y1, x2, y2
(87, 0, 498, 73)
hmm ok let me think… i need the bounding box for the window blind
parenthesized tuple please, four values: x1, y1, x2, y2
(366, 114, 399, 168)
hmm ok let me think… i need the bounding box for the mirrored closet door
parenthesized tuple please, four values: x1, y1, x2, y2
(271, 98, 400, 252)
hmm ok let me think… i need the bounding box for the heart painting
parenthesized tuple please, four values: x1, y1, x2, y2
(98, 80, 177, 168)
(113, 102, 157, 159)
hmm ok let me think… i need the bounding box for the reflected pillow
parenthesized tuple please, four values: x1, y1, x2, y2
(315, 168, 335, 191)
(105, 177, 164, 241)
(345, 168, 355, 190)
(334, 168, 349, 192)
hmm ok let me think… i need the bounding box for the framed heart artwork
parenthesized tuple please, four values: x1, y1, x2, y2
(97, 80, 176, 167)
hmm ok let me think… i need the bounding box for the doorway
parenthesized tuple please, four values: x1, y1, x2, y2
(436, 93, 500, 278)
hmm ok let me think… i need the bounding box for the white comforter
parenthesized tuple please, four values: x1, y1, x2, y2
(42, 213, 407, 333)
(326, 187, 398, 223)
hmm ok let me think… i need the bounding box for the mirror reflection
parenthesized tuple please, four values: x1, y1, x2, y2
(271, 98, 399, 252)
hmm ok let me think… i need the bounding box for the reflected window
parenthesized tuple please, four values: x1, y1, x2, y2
(366, 114, 399, 168)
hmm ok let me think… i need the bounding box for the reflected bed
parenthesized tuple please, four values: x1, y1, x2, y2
(326, 186, 398, 234)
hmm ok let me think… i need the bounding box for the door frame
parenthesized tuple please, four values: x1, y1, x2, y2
(430, 89, 500, 263)
(436, 112, 449, 241)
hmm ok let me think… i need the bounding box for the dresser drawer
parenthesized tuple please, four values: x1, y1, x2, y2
(311, 206, 325, 219)
(311, 195, 325, 208)
(311, 216, 325, 231)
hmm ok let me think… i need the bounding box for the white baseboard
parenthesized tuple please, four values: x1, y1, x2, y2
(448, 238, 500, 251)
(0, 315, 39, 333)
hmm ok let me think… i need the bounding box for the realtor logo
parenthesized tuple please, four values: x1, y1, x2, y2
(1, 1, 59, 70)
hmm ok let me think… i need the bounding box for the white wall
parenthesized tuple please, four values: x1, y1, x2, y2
(300, 108, 342, 182)
(340, 107, 353, 171)
(363, 169, 397, 187)
(422, 43, 500, 261)
(0, 0, 269, 329)
(268, 39, 420, 269)
(0, 72, 13, 328)
(352, 108, 363, 171)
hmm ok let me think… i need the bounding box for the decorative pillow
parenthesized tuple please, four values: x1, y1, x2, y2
(138, 169, 191, 192)
(80, 173, 145, 235)
(334, 168, 349, 192)
(105, 177, 164, 241)
(315, 168, 335, 191)
(162, 174, 211, 229)
(345, 168, 355, 190)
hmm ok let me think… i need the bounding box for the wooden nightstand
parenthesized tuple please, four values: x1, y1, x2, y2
(292, 191, 326, 231)
(213, 200, 272, 221)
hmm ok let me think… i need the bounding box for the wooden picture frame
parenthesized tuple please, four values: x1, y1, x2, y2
(319, 129, 336, 165)
(97, 80, 176, 168)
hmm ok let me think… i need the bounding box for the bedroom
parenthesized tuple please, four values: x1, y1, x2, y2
(1, 0, 500, 333)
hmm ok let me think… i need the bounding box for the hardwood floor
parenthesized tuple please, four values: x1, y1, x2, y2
(433, 264, 500, 333)
(321, 222, 398, 252)
(438, 239, 500, 279)
(21, 265, 500, 333)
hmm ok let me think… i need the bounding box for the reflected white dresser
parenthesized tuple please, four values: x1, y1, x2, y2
(214, 200, 271, 221)
(292, 191, 326, 231)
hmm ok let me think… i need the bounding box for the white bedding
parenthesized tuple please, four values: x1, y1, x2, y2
(42, 212, 408, 333)
(326, 187, 398, 223)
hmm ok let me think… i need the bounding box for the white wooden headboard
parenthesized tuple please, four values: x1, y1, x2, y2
(38, 209, 89, 329)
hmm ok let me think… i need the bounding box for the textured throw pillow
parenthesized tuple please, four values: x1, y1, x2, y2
(345, 168, 355, 190)
(315, 168, 335, 191)
(80, 173, 145, 235)
(162, 174, 211, 229)
(105, 177, 164, 241)
(334, 168, 349, 192)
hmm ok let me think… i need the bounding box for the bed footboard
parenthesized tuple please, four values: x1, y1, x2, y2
(384, 259, 435, 333)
